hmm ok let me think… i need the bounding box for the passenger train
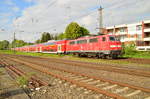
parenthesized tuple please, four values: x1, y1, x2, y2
(13, 35, 122, 59)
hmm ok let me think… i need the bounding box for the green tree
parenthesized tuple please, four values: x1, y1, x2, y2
(64, 22, 90, 39)
(79, 26, 90, 36)
(11, 39, 27, 48)
(35, 39, 41, 44)
(41, 32, 53, 43)
(0, 40, 9, 50)
(57, 33, 65, 40)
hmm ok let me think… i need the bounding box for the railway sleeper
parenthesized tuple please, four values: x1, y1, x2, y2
(5, 57, 150, 99)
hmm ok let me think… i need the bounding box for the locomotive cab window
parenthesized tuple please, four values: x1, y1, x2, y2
(102, 37, 106, 41)
(89, 38, 98, 43)
(109, 36, 116, 41)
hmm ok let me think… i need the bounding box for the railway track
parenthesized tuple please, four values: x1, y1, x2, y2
(6, 54, 150, 65)
(3, 56, 150, 99)
(6, 55, 150, 78)
(0, 60, 48, 90)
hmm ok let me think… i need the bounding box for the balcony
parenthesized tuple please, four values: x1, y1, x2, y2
(108, 32, 113, 35)
(120, 39, 126, 42)
(144, 28, 150, 32)
(136, 46, 150, 51)
(143, 37, 150, 41)
(117, 31, 127, 35)
(125, 38, 136, 41)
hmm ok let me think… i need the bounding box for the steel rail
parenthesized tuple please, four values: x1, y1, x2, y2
(6, 57, 150, 99)
(0, 60, 48, 88)
(9, 57, 150, 93)
(9, 55, 150, 78)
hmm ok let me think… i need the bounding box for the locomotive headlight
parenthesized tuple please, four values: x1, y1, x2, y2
(110, 45, 121, 48)
(117, 45, 121, 47)
(110, 45, 117, 48)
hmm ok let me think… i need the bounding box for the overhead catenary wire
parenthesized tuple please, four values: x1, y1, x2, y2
(18, 0, 121, 30)
(15, 0, 146, 39)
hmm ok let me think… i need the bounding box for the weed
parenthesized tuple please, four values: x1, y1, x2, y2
(17, 76, 28, 87)
(0, 69, 4, 75)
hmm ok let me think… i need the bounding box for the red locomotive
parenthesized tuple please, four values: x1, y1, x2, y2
(13, 34, 122, 59)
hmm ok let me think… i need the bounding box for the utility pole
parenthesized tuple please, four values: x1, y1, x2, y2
(98, 6, 103, 35)
(13, 32, 16, 54)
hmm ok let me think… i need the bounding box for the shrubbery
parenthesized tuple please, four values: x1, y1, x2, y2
(122, 44, 150, 58)
(123, 45, 138, 55)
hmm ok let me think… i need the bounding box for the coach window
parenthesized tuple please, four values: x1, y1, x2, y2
(77, 40, 80, 44)
(77, 40, 87, 44)
(89, 38, 98, 43)
(69, 41, 75, 45)
(102, 37, 106, 41)
(81, 40, 87, 44)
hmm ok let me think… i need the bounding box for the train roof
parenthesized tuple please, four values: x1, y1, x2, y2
(67, 34, 115, 41)
(42, 42, 55, 45)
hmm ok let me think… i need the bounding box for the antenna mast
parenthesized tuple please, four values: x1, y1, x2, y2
(98, 0, 103, 34)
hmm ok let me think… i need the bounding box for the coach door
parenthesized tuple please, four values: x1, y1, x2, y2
(57, 44, 62, 53)
(101, 37, 107, 50)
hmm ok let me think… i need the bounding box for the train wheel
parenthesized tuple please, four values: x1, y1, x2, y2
(96, 55, 99, 59)
(110, 54, 118, 59)
(106, 55, 112, 59)
(98, 53, 103, 59)
(113, 55, 118, 59)
(78, 53, 81, 57)
(101, 54, 106, 59)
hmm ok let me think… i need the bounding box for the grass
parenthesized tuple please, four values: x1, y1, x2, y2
(123, 51, 150, 59)
(17, 76, 28, 87)
(0, 50, 63, 58)
(16, 72, 36, 87)
(0, 68, 5, 76)
(122, 45, 150, 59)
(0, 50, 150, 68)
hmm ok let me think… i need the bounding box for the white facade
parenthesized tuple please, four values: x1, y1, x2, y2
(106, 20, 150, 51)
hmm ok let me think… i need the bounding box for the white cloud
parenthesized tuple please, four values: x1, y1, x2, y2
(9, 0, 150, 42)
(80, 15, 93, 26)
(57, 0, 70, 5)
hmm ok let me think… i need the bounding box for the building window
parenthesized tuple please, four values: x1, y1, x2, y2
(120, 35, 127, 40)
(89, 38, 98, 43)
(136, 25, 142, 30)
(137, 34, 142, 39)
(119, 28, 126, 32)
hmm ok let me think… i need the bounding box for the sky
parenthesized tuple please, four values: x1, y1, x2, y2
(0, 0, 150, 42)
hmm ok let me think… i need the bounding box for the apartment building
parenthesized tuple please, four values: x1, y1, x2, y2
(105, 20, 150, 51)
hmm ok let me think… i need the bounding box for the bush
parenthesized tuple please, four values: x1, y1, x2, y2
(123, 45, 138, 55)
